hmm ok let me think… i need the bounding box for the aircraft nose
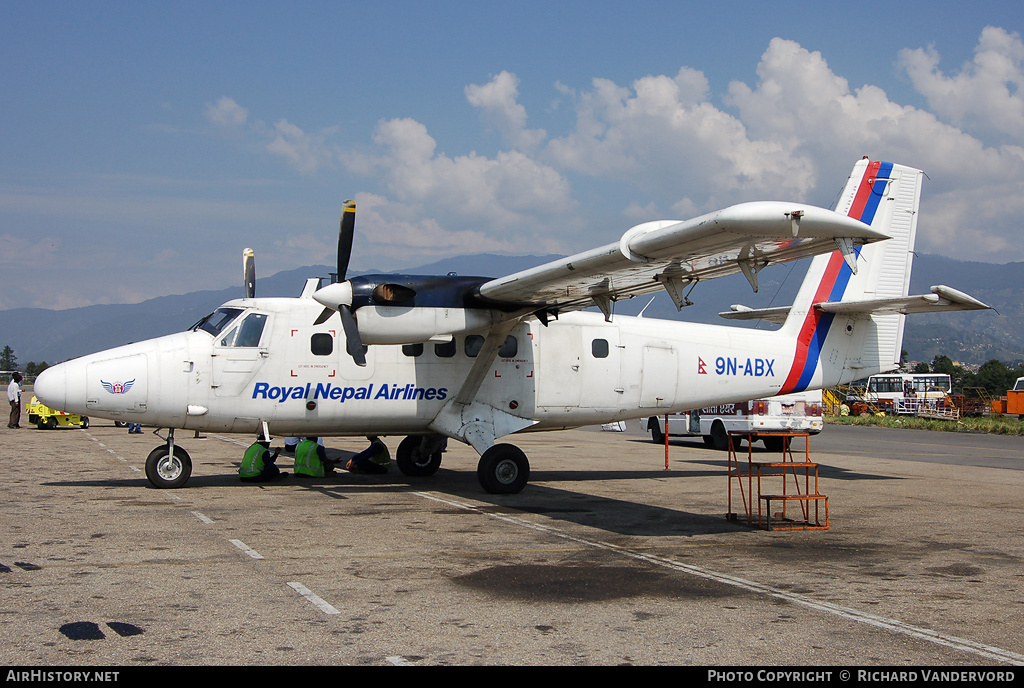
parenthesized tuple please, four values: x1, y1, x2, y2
(33, 365, 67, 410)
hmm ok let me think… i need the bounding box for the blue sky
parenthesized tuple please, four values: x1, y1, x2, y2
(2, 1, 1023, 309)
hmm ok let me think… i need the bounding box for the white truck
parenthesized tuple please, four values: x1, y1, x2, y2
(644, 390, 823, 451)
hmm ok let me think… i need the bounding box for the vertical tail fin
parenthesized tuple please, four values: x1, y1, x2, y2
(780, 158, 924, 393)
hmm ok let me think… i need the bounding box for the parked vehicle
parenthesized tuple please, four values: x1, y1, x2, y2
(28, 395, 89, 429)
(862, 373, 952, 415)
(644, 390, 823, 451)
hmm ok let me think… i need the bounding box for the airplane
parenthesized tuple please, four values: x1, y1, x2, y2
(34, 158, 990, 494)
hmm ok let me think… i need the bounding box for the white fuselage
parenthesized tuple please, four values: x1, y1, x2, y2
(34, 295, 860, 443)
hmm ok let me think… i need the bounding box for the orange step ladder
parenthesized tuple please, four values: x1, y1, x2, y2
(727, 431, 829, 531)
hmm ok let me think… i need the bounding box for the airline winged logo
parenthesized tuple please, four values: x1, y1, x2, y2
(101, 379, 136, 395)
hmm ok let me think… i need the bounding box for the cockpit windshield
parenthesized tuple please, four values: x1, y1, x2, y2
(192, 308, 243, 337)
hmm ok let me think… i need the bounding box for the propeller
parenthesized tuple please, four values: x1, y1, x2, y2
(313, 201, 366, 366)
(337, 199, 355, 282)
(243, 247, 255, 299)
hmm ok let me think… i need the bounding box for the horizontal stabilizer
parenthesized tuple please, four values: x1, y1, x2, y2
(720, 284, 990, 322)
(718, 304, 791, 324)
(815, 285, 990, 315)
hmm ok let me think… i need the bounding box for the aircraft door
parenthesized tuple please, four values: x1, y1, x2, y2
(534, 323, 582, 408)
(580, 326, 624, 410)
(640, 345, 678, 409)
(211, 311, 271, 397)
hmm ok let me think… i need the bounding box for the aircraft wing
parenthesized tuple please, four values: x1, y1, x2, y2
(719, 285, 990, 322)
(475, 201, 888, 318)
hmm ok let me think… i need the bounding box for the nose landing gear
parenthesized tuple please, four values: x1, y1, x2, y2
(145, 429, 193, 489)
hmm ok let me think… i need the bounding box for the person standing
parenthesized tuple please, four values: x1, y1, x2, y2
(7, 372, 23, 428)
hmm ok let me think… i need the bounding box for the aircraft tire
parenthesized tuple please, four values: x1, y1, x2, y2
(396, 435, 443, 477)
(477, 444, 529, 494)
(711, 421, 729, 451)
(648, 418, 664, 444)
(145, 445, 192, 489)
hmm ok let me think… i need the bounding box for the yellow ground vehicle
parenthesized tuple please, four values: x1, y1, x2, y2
(28, 396, 89, 429)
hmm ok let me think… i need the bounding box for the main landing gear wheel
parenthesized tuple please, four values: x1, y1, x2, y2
(395, 435, 443, 477)
(711, 421, 729, 451)
(649, 419, 665, 444)
(477, 444, 530, 494)
(145, 445, 192, 489)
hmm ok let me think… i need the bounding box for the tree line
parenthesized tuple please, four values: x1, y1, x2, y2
(1, 345, 49, 378)
(912, 355, 1024, 397)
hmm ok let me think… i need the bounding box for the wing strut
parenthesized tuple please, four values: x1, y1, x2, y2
(430, 320, 537, 455)
(453, 321, 519, 406)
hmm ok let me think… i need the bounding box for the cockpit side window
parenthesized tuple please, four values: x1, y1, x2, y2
(196, 308, 243, 337)
(216, 312, 268, 348)
(219, 326, 238, 347)
(234, 313, 268, 347)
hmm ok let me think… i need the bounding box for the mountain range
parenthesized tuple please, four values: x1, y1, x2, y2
(2, 253, 1021, 367)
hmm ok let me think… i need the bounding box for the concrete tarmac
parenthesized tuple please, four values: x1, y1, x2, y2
(1, 413, 1023, 667)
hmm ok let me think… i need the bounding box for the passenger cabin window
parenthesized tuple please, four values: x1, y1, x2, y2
(499, 335, 517, 358)
(463, 335, 518, 358)
(465, 335, 485, 357)
(402, 343, 423, 357)
(591, 338, 609, 358)
(311, 333, 333, 356)
(434, 340, 456, 358)
(219, 313, 267, 347)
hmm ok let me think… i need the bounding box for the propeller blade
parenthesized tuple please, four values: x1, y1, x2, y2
(313, 306, 336, 326)
(243, 248, 255, 298)
(337, 200, 356, 282)
(339, 305, 366, 367)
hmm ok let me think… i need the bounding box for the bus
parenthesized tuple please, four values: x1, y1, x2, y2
(862, 373, 952, 415)
(644, 390, 823, 452)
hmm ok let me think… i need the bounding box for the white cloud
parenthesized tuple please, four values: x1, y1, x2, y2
(200, 30, 1024, 269)
(544, 66, 814, 213)
(465, 71, 546, 151)
(899, 27, 1024, 141)
(369, 117, 575, 232)
(723, 37, 1024, 260)
(204, 96, 248, 127)
(350, 191, 521, 257)
(265, 119, 336, 175)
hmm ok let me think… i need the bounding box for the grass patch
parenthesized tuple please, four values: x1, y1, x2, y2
(826, 414, 1024, 436)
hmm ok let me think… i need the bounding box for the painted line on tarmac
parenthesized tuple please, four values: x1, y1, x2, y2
(387, 656, 416, 666)
(287, 582, 340, 615)
(229, 539, 264, 559)
(415, 491, 1024, 666)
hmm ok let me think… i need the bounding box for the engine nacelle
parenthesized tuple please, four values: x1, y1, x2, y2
(355, 305, 505, 345)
